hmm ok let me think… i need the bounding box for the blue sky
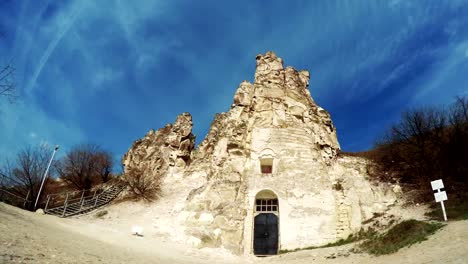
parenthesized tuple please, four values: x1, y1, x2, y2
(1, 1, 468, 166)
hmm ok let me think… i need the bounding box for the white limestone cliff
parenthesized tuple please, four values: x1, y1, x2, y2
(122, 52, 398, 255)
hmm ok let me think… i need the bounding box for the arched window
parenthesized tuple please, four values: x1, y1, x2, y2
(255, 190, 278, 212)
(255, 198, 278, 212)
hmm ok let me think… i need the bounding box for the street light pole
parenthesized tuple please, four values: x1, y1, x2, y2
(34, 145, 59, 210)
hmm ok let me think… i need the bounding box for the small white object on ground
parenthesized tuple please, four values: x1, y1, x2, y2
(35, 209, 44, 214)
(131, 225, 144, 236)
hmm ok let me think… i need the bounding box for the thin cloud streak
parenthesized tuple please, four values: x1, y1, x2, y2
(0, 0, 467, 160)
(24, 3, 83, 96)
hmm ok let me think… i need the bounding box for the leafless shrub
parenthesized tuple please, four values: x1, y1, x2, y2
(122, 167, 162, 201)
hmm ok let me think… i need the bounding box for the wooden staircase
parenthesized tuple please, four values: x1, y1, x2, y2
(44, 180, 126, 218)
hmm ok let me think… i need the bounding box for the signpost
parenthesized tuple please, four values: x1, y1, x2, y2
(431, 179, 448, 221)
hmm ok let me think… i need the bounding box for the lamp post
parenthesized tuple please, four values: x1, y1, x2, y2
(34, 145, 59, 210)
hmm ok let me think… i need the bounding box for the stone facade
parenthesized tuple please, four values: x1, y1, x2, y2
(122, 52, 398, 255)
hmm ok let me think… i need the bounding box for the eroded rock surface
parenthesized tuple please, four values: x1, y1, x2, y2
(182, 52, 347, 254)
(122, 52, 398, 255)
(195, 51, 339, 161)
(122, 112, 195, 178)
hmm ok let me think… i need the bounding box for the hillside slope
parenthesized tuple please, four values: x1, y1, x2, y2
(1, 202, 467, 263)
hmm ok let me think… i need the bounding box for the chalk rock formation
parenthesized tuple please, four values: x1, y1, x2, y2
(195, 51, 339, 162)
(122, 52, 398, 255)
(181, 52, 372, 254)
(122, 112, 195, 177)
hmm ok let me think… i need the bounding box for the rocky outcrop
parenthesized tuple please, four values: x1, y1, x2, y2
(182, 51, 343, 253)
(122, 51, 399, 255)
(122, 112, 195, 178)
(195, 51, 339, 162)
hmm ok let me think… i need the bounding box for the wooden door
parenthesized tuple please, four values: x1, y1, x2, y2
(253, 213, 278, 255)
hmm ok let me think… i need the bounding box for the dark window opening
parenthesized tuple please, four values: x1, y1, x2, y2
(261, 165, 272, 174)
(255, 199, 278, 212)
(260, 158, 273, 174)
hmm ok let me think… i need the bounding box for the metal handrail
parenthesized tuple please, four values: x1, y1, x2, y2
(46, 189, 83, 199)
(44, 191, 86, 210)
(46, 192, 100, 211)
(44, 183, 125, 217)
(0, 188, 29, 201)
(44, 180, 124, 212)
(0, 187, 31, 209)
(46, 177, 123, 200)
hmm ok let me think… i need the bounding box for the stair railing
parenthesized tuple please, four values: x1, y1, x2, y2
(0, 188, 31, 209)
(44, 189, 84, 211)
(62, 193, 69, 217)
(44, 177, 126, 215)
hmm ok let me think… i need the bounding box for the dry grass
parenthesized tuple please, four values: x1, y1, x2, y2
(425, 197, 468, 221)
(358, 220, 444, 256)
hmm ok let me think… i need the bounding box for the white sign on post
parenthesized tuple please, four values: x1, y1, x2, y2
(434, 191, 447, 203)
(431, 179, 444, 191)
(430, 179, 448, 221)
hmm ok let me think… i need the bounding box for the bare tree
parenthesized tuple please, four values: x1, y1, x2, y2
(0, 63, 16, 103)
(449, 96, 468, 126)
(371, 96, 468, 201)
(0, 145, 52, 209)
(0, 31, 17, 103)
(55, 144, 114, 190)
(94, 150, 113, 183)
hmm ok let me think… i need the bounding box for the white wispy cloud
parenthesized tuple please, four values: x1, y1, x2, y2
(24, 2, 83, 96)
(1, 0, 468, 156)
(412, 40, 468, 106)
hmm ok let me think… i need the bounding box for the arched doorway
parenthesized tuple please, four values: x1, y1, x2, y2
(253, 190, 279, 255)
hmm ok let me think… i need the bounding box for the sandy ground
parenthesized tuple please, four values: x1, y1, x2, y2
(1, 202, 467, 264)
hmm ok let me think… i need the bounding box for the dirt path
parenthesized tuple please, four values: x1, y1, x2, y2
(1, 203, 163, 263)
(0, 203, 238, 264)
(260, 218, 468, 264)
(1, 203, 467, 264)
